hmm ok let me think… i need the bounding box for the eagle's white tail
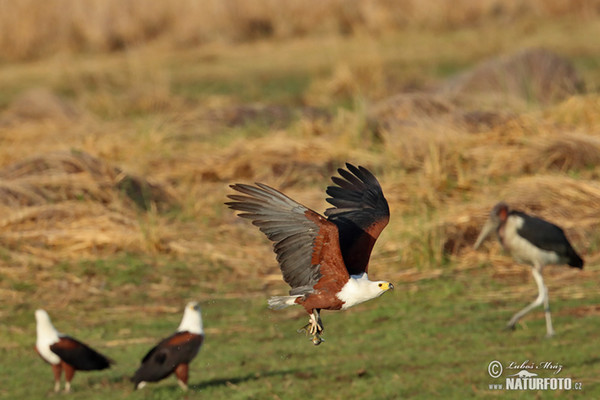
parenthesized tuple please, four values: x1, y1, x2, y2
(268, 295, 301, 310)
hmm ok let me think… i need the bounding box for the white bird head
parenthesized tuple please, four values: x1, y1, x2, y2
(35, 309, 60, 340)
(35, 309, 61, 364)
(177, 301, 203, 335)
(337, 274, 394, 310)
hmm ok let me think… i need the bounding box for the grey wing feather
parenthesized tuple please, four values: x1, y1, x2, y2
(227, 183, 322, 290)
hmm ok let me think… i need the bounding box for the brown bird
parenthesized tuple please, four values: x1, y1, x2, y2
(131, 302, 204, 391)
(35, 309, 113, 393)
(227, 163, 393, 345)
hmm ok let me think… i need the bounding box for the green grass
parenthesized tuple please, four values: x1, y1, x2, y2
(2, 259, 598, 399)
(171, 68, 312, 105)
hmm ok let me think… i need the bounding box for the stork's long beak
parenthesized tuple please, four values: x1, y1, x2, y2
(474, 219, 497, 250)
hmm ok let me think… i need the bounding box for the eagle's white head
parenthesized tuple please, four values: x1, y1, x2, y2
(177, 301, 204, 335)
(35, 309, 61, 364)
(337, 273, 394, 310)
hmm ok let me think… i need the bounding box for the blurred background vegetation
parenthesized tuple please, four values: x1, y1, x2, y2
(0, 0, 599, 398)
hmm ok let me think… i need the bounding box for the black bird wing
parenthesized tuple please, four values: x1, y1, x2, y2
(226, 183, 349, 294)
(50, 336, 113, 370)
(131, 331, 203, 384)
(324, 163, 390, 275)
(515, 211, 584, 268)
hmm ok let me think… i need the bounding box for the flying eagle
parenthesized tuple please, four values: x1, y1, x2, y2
(34, 309, 113, 393)
(131, 302, 204, 391)
(226, 163, 393, 345)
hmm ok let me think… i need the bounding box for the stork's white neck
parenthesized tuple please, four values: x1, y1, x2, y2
(177, 303, 204, 335)
(336, 273, 388, 310)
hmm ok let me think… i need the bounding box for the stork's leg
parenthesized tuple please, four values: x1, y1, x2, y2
(542, 283, 555, 338)
(506, 266, 546, 331)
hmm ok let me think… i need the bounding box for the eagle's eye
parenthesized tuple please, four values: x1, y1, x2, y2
(378, 283, 383, 287)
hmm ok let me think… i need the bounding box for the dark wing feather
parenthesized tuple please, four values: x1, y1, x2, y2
(324, 163, 390, 275)
(131, 332, 203, 384)
(514, 211, 584, 268)
(50, 336, 112, 371)
(227, 183, 342, 290)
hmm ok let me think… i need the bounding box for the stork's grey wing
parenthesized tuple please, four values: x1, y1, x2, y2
(325, 163, 390, 275)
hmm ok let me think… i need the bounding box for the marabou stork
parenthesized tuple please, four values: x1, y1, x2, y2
(474, 202, 583, 337)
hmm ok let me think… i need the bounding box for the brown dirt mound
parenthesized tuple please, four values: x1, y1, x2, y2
(367, 93, 455, 132)
(0, 88, 82, 126)
(526, 133, 600, 172)
(184, 133, 341, 188)
(483, 130, 600, 177)
(367, 91, 517, 144)
(439, 47, 584, 105)
(204, 104, 330, 129)
(0, 150, 179, 263)
(452, 110, 516, 133)
(0, 150, 177, 211)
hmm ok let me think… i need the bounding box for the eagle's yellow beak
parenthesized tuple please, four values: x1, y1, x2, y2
(381, 282, 394, 291)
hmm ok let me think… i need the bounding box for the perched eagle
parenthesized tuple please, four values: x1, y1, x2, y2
(34, 309, 113, 393)
(131, 302, 204, 391)
(227, 163, 393, 345)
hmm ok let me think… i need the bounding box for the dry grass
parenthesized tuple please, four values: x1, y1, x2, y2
(439, 47, 585, 105)
(1, 0, 600, 61)
(527, 133, 600, 171)
(0, 150, 179, 266)
(1, 6, 600, 399)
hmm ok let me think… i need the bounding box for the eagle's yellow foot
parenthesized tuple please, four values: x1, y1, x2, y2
(297, 312, 324, 339)
(297, 320, 320, 335)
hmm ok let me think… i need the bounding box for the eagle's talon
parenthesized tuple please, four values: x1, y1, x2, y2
(297, 324, 310, 335)
(298, 317, 320, 336)
(311, 334, 324, 345)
